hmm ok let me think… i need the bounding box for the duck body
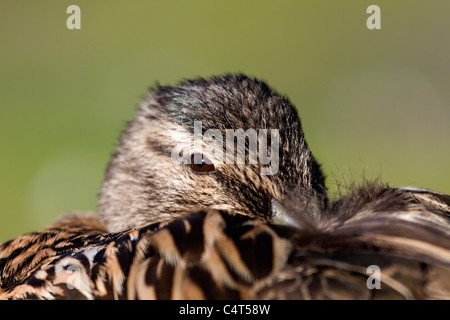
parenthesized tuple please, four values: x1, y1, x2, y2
(1, 75, 449, 299)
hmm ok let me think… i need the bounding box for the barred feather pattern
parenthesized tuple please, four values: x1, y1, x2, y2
(1, 187, 449, 300)
(0, 210, 293, 300)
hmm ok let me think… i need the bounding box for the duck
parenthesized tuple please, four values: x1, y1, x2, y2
(0, 74, 449, 300)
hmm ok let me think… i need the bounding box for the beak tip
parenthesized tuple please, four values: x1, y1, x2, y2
(271, 198, 297, 227)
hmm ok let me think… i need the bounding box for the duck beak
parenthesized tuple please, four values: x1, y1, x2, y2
(271, 198, 301, 228)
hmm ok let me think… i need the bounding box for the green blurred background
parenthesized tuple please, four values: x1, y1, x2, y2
(1, 1, 449, 242)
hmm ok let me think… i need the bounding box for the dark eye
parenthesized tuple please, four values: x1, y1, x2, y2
(191, 154, 215, 174)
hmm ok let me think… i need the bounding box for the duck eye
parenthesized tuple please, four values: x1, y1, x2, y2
(191, 154, 215, 174)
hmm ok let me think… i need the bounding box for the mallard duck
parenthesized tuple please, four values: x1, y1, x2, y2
(1, 74, 449, 300)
